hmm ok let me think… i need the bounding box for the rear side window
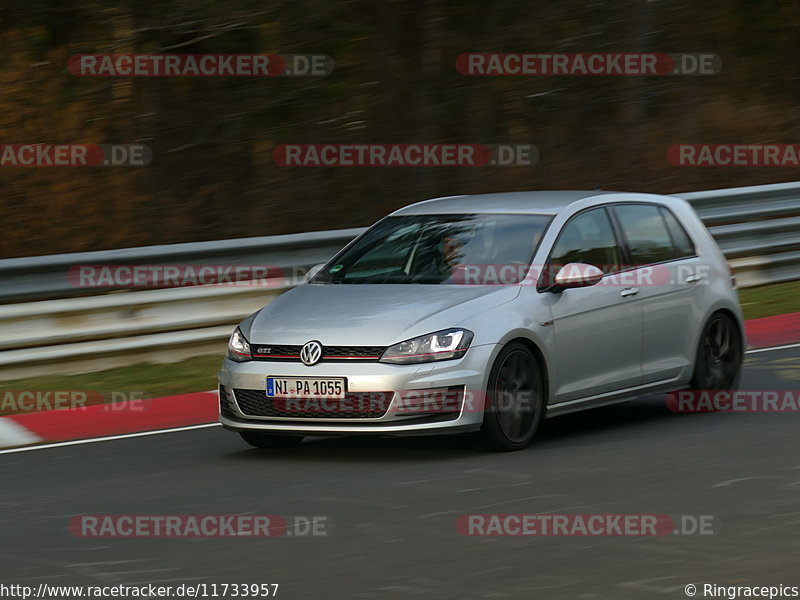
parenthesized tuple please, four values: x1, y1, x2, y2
(659, 207, 695, 257)
(549, 207, 621, 274)
(613, 204, 694, 265)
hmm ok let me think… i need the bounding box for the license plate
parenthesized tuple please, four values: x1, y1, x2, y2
(266, 377, 346, 399)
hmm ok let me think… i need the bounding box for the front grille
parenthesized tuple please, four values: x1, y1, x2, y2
(323, 346, 385, 359)
(251, 344, 384, 362)
(232, 388, 392, 419)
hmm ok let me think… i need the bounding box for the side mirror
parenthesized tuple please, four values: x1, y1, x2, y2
(552, 263, 604, 291)
(304, 263, 326, 283)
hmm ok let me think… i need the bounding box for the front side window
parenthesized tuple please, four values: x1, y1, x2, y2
(548, 207, 621, 276)
(312, 213, 552, 285)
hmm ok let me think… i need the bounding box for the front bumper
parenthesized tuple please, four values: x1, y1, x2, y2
(217, 343, 496, 436)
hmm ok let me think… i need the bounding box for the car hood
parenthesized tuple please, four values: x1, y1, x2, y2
(243, 283, 520, 346)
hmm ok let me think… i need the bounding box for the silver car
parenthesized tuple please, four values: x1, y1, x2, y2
(218, 191, 744, 451)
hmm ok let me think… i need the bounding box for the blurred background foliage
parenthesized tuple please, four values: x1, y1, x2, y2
(1, 0, 800, 258)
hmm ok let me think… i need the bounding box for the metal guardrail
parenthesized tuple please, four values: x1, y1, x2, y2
(0, 285, 289, 379)
(0, 182, 798, 378)
(678, 181, 800, 286)
(0, 227, 366, 303)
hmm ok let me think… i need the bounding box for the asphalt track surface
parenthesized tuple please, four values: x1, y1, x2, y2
(1, 345, 799, 599)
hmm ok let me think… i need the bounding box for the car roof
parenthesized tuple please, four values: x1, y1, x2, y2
(391, 190, 624, 216)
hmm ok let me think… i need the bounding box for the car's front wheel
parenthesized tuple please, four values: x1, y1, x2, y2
(240, 432, 305, 449)
(476, 342, 544, 452)
(690, 312, 744, 390)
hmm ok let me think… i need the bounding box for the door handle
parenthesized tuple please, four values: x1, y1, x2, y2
(620, 287, 639, 297)
(684, 274, 703, 284)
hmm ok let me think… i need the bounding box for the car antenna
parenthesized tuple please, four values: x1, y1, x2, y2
(593, 183, 603, 190)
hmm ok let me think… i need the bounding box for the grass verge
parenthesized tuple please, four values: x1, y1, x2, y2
(0, 355, 221, 415)
(737, 280, 800, 320)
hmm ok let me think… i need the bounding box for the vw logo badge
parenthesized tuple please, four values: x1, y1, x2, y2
(300, 341, 323, 366)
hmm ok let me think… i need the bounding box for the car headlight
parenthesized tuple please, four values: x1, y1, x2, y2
(226, 327, 252, 362)
(380, 329, 474, 364)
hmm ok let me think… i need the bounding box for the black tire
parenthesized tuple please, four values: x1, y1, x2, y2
(240, 432, 304, 449)
(689, 312, 744, 390)
(475, 342, 544, 452)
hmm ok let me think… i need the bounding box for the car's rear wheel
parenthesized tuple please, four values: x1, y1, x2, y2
(690, 312, 743, 390)
(240, 432, 305, 449)
(476, 342, 544, 452)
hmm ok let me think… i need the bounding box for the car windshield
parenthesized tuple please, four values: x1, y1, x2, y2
(312, 213, 552, 285)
